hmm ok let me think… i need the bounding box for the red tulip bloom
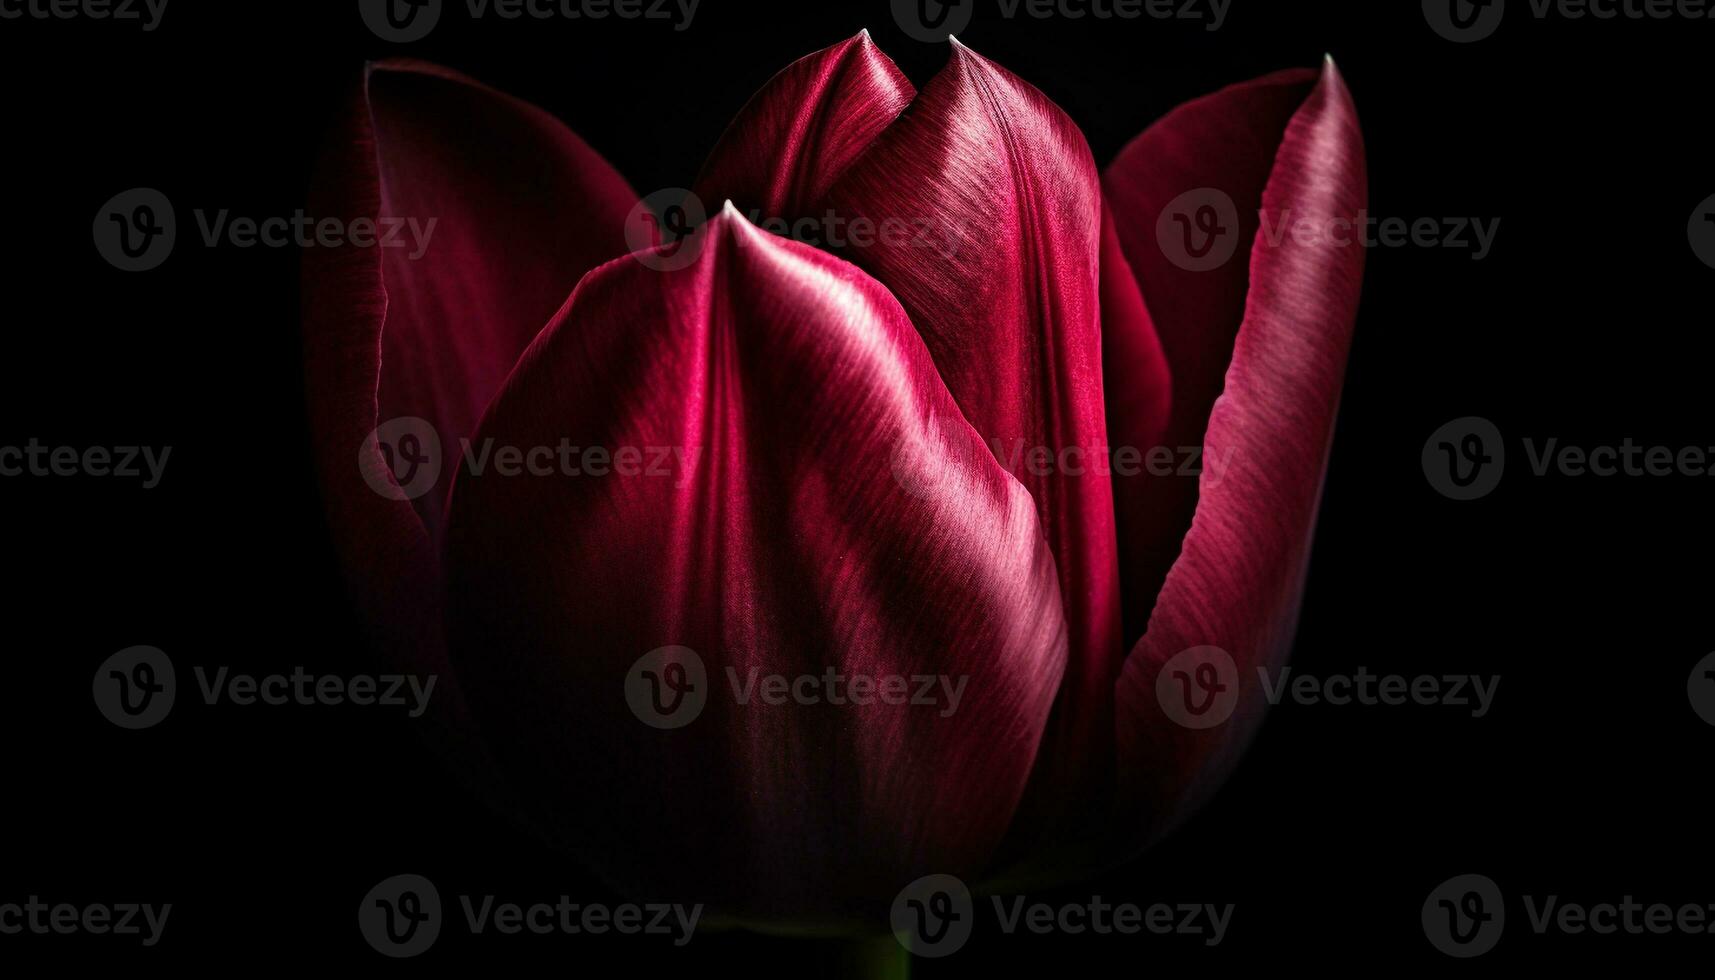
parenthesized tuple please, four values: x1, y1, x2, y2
(304, 32, 1365, 926)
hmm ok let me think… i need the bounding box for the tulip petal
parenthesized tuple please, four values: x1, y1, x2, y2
(694, 31, 914, 220)
(1102, 66, 1323, 642)
(442, 207, 1068, 920)
(1099, 206, 1174, 644)
(306, 59, 637, 544)
(301, 60, 638, 802)
(1108, 60, 1367, 846)
(826, 39, 1124, 821)
(303, 57, 636, 651)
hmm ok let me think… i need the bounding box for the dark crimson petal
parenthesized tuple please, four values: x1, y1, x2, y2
(442, 207, 1068, 920)
(1108, 60, 1367, 847)
(826, 39, 1124, 826)
(302, 59, 635, 617)
(1099, 206, 1174, 645)
(301, 60, 636, 792)
(1102, 66, 1320, 645)
(694, 30, 914, 220)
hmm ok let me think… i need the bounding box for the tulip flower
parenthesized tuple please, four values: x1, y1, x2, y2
(304, 30, 1365, 939)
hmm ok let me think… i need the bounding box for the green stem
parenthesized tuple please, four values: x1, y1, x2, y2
(722, 933, 910, 979)
(814, 936, 910, 980)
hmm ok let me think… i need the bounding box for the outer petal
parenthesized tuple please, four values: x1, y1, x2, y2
(442, 207, 1068, 922)
(1103, 65, 1322, 644)
(1109, 60, 1367, 847)
(301, 60, 636, 802)
(826, 39, 1124, 831)
(694, 31, 914, 219)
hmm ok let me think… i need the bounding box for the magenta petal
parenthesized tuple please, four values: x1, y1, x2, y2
(694, 31, 914, 219)
(301, 61, 638, 799)
(302, 57, 636, 665)
(442, 207, 1068, 919)
(1099, 206, 1174, 644)
(1109, 60, 1367, 846)
(827, 39, 1125, 819)
(1102, 66, 1321, 639)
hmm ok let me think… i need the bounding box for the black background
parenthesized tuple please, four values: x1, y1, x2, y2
(4, 0, 1711, 971)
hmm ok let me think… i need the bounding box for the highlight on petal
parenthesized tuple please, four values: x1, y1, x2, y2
(301, 59, 637, 791)
(441, 206, 1068, 922)
(694, 31, 914, 222)
(1108, 59, 1368, 848)
(826, 39, 1128, 839)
